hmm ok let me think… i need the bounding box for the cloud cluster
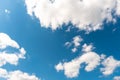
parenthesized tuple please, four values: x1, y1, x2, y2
(25, 0, 120, 32)
(55, 44, 120, 78)
(0, 33, 40, 80)
(55, 44, 101, 78)
(65, 36, 83, 53)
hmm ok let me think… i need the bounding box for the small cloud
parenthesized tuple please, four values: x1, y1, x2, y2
(114, 76, 120, 80)
(100, 56, 120, 75)
(112, 28, 117, 32)
(5, 9, 10, 14)
(65, 36, 83, 53)
(0, 68, 40, 80)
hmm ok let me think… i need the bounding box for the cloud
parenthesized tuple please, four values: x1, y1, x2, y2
(0, 33, 40, 80)
(114, 76, 120, 80)
(82, 43, 94, 52)
(65, 36, 83, 53)
(100, 56, 120, 75)
(25, 0, 120, 32)
(55, 62, 64, 72)
(0, 48, 26, 67)
(0, 68, 40, 80)
(0, 33, 26, 67)
(55, 43, 120, 78)
(5, 9, 10, 14)
(0, 33, 20, 49)
(55, 44, 101, 78)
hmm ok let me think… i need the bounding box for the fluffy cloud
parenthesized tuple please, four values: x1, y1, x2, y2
(55, 62, 64, 72)
(55, 43, 120, 78)
(0, 33, 19, 49)
(65, 36, 83, 53)
(55, 44, 101, 78)
(0, 68, 40, 80)
(0, 33, 40, 80)
(82, 44, 93, 52)
(0, 33, 26, 67)
(114, 76, 120, 80)
(0, 48, 26, 67)
(101, 56, 120, 75)
(25, 0, 120, 32)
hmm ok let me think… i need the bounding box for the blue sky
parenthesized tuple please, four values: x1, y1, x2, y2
(0, 0, 120, 80)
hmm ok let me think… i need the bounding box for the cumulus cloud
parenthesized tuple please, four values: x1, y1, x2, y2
(55, 44, 101, 78)
(100, 56, 120, 75)
(0, 33, 26, 67)
(25, 0, 120, 32)
(0, 33, 40, 80)
(56, 43, 120, 78)
(0, 33, 20, 49)
(0, 68, 40, 80)
(82, 44, 94, 52)
(55, 62, 64, 72)
(114, 76, 120, 80)
(0, 48, 26, 67)
(65, 36, 83, 53)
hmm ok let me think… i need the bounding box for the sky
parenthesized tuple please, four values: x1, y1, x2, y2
(0, 0, 120, 80)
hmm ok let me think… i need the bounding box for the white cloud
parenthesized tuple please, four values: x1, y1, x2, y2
(0, 33, 20, 49)
(82, 44, 93, 52)
(5, 9, 10, 14)
(55, 62, 64, 72)
(0, 68, 40, 80)
(115, 0, 120, 16)
(73, 36, 82, 48)
(56, 43, 120, 78)
(71, 48, 77, 53)
(101, 56, 120, 75)
(114, 76, 120, 80)
(0, 48, 26, 67)
(55, 44, 101, 78)
(0, 33, 40, 80)
(0, 68, 8, 78)
(0, 33, 26, 67)
(65, 36, 83, 53)
(25, 0, 120, 32)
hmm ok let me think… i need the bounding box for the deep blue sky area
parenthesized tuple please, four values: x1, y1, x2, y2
(0, 0, 120, 80)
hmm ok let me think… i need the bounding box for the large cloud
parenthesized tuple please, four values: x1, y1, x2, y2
(55, 43, 120, 78)
(55, 44, 101, 78)
(25, 0, 120, 32)
(0, 33, 40, 80)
